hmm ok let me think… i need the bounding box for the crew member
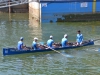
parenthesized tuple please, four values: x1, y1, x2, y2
(47, 35, 54, 48)
(61, 34, 68, 47)
(32, 37, 39, 50)
(76, 30, 83, 45)
(17, 37, 26, 50)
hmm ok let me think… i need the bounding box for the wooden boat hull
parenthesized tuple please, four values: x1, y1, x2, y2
(3, 40, 94, 56)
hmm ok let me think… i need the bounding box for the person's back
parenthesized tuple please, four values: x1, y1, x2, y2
(17, 37, 23, 50)
(47, 39, 54, 47)
(61, 38, 68, 47)
(47, 35, 54, 48)
(61, 34, 68, 47)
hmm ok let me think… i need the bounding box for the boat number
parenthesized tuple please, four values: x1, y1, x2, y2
(5, 50, 8, 53)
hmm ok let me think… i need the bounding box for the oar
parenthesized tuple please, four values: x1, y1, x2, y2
(39, 42, 71, 57)
(48, 47, 69, 57)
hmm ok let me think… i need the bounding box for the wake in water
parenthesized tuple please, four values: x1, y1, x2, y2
(93, 41, 100, 52)
(94, 41, 100, 45)
(61, 50, 74, 58)
(95, 48, 100, 52)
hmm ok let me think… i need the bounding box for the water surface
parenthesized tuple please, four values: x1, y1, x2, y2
(0, 13, 100, 75)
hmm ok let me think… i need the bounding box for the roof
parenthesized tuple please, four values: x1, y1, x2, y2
(40, 0, 98, 2)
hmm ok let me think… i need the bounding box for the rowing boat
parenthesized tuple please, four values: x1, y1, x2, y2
(3, 40, 94, 56)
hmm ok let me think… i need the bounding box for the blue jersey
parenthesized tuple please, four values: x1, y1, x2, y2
(32, 41, 38, 50)
(17, 41, 23, 50)
(47, 39, 54, 47)
(76, 34, 83, 43)
(61, 38, 68, 47)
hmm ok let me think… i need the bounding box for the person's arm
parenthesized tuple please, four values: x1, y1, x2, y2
(82, 34, 83, 41)
(21, 43, 24, 49)
(37, 43, 41, 48)
(80, 34, 83, 44)
(22, 43, 27, 49)
(76, 34, 78, 42)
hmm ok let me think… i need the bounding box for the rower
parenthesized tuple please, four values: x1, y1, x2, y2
(17, 37, 26, 50)
(32, 37, 40, 50)
(32, 37, 46, 50)
(47, 35, 54, 48)
(61, 34, 68, 47)
(76, 30, 83, 46)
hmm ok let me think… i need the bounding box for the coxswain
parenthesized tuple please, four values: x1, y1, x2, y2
(76, 30, 83, 45)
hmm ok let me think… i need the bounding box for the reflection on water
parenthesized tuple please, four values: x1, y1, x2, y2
(29, 13, 42, 41)
(0, 13, 100, 75)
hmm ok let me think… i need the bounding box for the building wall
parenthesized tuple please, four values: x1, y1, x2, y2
(96, 2, 100, 12)
(41, 2, 94, 22)
(42, 2, 93, 13)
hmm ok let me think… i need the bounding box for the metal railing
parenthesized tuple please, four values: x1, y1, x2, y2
(0, 0, 96, 8)
(0, 0, 39, 8)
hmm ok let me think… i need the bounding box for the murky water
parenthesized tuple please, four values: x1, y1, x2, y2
(0, 13, 100, 75)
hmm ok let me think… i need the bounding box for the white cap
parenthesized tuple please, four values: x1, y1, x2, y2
(64, 34, 67, 38)
(50, 35, 53, 38)
(34, 37, 38, 40)
(20, 37, 23, 40)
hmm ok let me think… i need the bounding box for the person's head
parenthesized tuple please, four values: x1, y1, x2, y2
(34, 37, 38, 42)
(77, 30, 81, 34)
(64, 34, 68, 38)
(50, 35, 53, 39)
(20, 37, 24, 41)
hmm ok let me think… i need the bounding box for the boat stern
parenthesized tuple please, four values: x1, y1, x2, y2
(3, 48, 9, 56)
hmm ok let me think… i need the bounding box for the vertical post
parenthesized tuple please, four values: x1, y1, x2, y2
(9, 0, 11, 13)
(9, 0, 11, 21)
(39, 2, 41, 23)
(93, 0, 96, 13)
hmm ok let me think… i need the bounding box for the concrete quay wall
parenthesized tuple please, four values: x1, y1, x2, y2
(29, 2, 41, 22)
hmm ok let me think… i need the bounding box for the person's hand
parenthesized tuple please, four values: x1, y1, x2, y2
(24, 45, 26, 47)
